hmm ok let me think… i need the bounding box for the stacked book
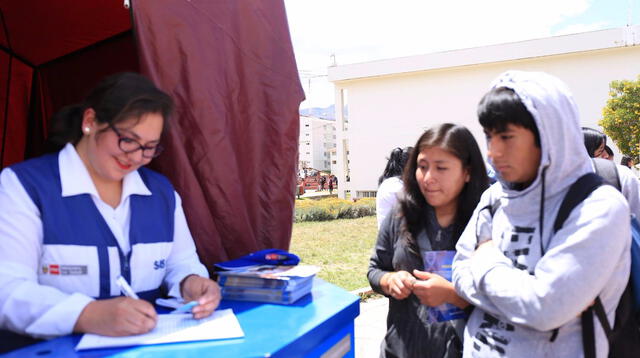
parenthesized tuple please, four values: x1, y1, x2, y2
(216, 265, 320, 304)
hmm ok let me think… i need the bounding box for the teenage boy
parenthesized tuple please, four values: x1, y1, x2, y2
(452, 71, 631, 357)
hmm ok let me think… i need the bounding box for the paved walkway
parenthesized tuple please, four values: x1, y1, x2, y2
(299, 189, 337, 199)
(354, 296, 388, 358)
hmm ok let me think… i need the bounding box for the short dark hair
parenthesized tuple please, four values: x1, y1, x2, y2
(581, 127, 607, 158)
(378, 147, 413, 185)
(477, 87, 540, 147)
(621, 155, 634, 168)
(47, 72, 174, 152)
(399, 123, 489, 250)
(604, 146, 614, 159)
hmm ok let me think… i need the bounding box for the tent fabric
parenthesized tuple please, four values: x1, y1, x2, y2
(132, 0, 304, 269)
(0, 55, 32, 167)
(0, 0, 303, 271)
(0, 1, 136, 166)
(0, 0, 130, 66)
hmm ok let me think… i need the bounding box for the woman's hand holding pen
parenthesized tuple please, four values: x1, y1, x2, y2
(382, 270, 416, 300)
(180, 275, 221, 319)
(74, 297, 157, 336)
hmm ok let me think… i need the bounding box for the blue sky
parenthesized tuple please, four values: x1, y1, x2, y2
(285, 0, 639, 108)
(552, 0, 631, 33)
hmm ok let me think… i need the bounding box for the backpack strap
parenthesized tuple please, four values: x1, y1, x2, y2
(582, 304, 596, 358)
(581, 297, 612, 358)
(592, 157, 621, 191)
(593, 297, 613, 335)
(552, 172, 604, 352)
(553, 173, 603, 233)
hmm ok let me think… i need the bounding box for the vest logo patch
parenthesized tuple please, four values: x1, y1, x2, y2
(153, 259, 166, 270)
(42, 264, 87, 275)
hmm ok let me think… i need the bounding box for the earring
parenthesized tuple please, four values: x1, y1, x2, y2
(84, 127, 91, 134)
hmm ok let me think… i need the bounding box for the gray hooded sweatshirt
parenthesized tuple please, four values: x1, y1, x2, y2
(452, 71, 631, 358)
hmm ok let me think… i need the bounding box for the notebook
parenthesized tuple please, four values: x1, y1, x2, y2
(75, 308, 244, 351)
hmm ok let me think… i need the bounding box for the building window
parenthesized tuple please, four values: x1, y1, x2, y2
(356, 190, 377, 198)
(332, 160, 336, 164)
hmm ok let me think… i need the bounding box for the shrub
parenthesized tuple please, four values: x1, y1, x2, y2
(294, 197, 376, 222)
(600, 75, 640, 159)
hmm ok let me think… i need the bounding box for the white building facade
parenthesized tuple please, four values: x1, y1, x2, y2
(329, 25, 640, 199)
(298, 115, 337, 172)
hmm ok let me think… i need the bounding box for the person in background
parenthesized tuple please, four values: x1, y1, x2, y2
(621, 155, 635, 169)
(582, 127, 610, 159)
(368, 123, 489, 358)
(376, 147, 413, 229)
(328, 175, 335, 195)
(0, 73, 220, 352)
(604, 145, 614, 161)
(453, 71, 630, 357)
(582, 127, 640, 219)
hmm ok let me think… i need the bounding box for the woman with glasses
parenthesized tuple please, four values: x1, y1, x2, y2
(0, 73, 220, 350)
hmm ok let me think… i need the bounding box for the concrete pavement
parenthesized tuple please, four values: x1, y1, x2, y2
(354, 295, 388, 358)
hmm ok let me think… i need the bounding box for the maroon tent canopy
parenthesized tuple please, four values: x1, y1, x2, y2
(0, 0, 304, 270)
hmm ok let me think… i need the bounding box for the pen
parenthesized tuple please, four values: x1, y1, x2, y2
(171, 301, 198, 314)
(116, 275, 140, 299)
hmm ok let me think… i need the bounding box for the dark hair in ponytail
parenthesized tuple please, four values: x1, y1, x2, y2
(46, 72, 174, 152)
(378, 147, 413, 185)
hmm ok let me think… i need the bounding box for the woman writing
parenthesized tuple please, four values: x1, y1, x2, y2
(368, 123, 489, 358)
(0, 73, 220, 350)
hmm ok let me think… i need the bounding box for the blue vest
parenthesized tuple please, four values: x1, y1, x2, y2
(11, 153, 175, 302)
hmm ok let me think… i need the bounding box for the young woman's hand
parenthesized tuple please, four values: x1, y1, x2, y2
(180, 275, 221, 319)
(412, 270, 457, 307)
(74, 297, 157, 336)
(382, 270, 416, 300)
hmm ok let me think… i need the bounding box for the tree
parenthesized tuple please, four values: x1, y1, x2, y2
(600, 75, 640, 160)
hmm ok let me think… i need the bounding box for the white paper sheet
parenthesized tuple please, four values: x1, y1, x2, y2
(75, 308, 244, 351)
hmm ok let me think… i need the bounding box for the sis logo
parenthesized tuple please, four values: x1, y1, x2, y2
(153, 259, 166, 270)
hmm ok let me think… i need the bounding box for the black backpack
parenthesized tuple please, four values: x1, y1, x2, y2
(553, 158, 640, 358)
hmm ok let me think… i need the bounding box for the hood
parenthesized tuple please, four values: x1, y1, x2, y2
(488, 71, 593, 198)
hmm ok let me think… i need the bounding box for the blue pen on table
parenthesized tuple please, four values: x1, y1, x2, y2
(116, 275, 140, 299)
(171, 301, 198, 314)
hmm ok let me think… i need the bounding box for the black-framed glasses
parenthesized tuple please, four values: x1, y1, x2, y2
(109, 124, 164, 158)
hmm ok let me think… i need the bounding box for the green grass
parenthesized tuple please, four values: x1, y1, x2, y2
(290, 216, 378, 291)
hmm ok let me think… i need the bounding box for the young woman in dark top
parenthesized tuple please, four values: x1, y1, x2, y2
(368, 123, 489, 358)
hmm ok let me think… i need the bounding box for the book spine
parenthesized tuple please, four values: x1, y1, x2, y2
(221, 286, 312, 305)
(219, 276, 288, 289)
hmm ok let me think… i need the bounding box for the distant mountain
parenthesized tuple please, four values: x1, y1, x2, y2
(299, 105, 336, 120)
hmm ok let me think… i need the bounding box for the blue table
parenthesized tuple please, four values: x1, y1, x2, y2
(3, 279, 360, 358)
